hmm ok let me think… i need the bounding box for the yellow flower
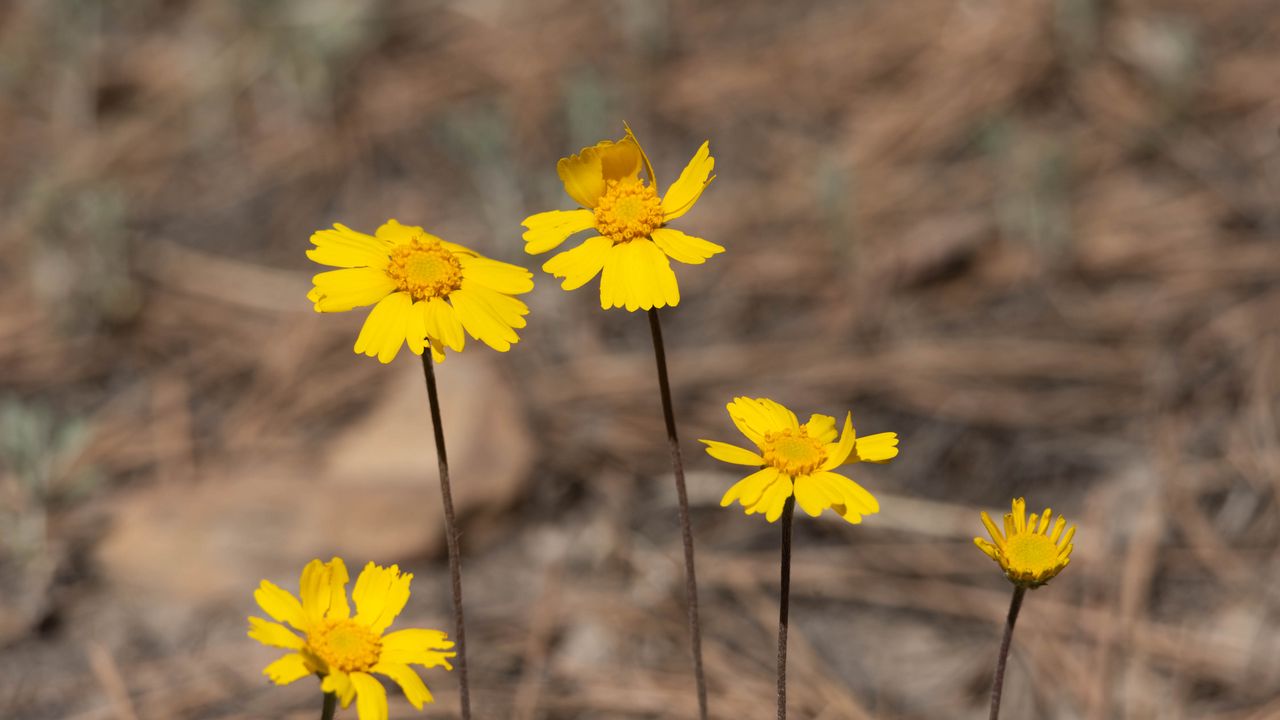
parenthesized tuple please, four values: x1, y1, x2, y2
(521, 124, 723, 311)
(307, 219, 534, 364)
(700, 397, 899, 524)
(248, 558, 456, 719)
(975, 498, 1076, 588)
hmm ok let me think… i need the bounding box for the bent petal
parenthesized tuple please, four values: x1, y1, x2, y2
(254, 580, 306, 632)
(650, 228, 724, 265)
(450, 288, 521, 351)
(352, 563, 412, 633)
(381, 629, 456, 669)
(720, 466, 781, 509)
(661, 141, 715, 221)
(821, 413, 857, 470)
(323, 670, 357, 708)
(557, 149, 606, 208)
(805, 414, 838, 444)
(460, 256, 534, 295)
(353, 292, 413, 364)
(614, 239, 679, 311)
(521, 209, 596, 255)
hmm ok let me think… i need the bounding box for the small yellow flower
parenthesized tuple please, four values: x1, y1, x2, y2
(248, 558, 456, 719)
(975, 498, 1076, 588)
(307, 219, 534, 363)
(700, 397, 899, 524)
(521, 124, 723, 311)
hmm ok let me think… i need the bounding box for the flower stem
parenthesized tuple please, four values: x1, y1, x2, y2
(319, 691, 336, 720)
(646, 308, 708, 720)
(420, 355, 472, 720)
(776, 495, 796, 720)
(988, 585, 1027, 720)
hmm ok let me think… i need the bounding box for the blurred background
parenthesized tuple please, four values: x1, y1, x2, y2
(1, 0, 1278, 718)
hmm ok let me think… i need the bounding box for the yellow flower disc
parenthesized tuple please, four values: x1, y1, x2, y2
(762, 428, 827, 475)
(386, 235, 464, 300)
(308, 619, 383, 673)
(594, 177, 664, 243)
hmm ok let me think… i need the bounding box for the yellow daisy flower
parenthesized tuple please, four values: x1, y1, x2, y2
(975, 498, 1076, 588)
(700, 397, 900, 524)
(248, 558, 456, 719)
(307, 219, 534, 364)
(521, 124, 724, 311)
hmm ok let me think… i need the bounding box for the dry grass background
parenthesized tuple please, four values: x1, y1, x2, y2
(1, 0, 1279, 718)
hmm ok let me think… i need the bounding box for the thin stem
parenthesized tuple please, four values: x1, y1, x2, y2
(319, 691, 336, 720)
(776, 495, 796, 720)
(421, 355, 472, 720)
(988, 585, 1027, 720)
(646, 308, 708, 720)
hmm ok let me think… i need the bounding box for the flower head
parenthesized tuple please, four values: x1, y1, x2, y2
(521, 124, 724, 311)
(975, 498, 1076, 588)
(700, 397, 899, 524)
(307, 219, 534, 363)
(248, 558, 455, 718)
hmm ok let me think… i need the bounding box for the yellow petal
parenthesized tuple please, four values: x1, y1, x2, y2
(974, 537, 1000, 561)
(762, 478, 795, 522)
(854, 432, 899, 464)
(727, 397, 790, 445)
(459, 256, 535, 294)
(381, 629, 456, 669)
(299, 559, 332, 627)
(373, 662, 435, 709)
(263, 653, 310, 685)
(622, 122, 656, 188)
(615, 239, 679, 311)
(820, 413, 857, 471)
(458, 281, 529, 329)
(424, 297, 464, 352)
(325, 558, 351, 620)
(814, 471, 879, 522)
(598, 134, 645, 182)
(661, 141, 715, 221)
(375, 219, 439, 247)
(805, 414, 838, 443)
(248, 617, 304, 649)
(651, 228, 724, 265)
(700, 439, 765, 466)
(542, 236, 613, 291)
(720, 466, 781, 508)
(793, 476, 828, 517)
(310, 268, 397, 313)
(351, 563, 412, 634)
(349, 671, 389, 720)
(406, 300, 427, 356)
(254, 580, 306, 631)
(307, 224, 392, 269)
(598, 242, 628, 310)
(450, 287, 520, 351)
(323, 670, 357, 707)
(557, 148, 606, 208)
(981, 511, 1006, 549)
(354, 292, 413, 364)
(521, 209, 597, 255)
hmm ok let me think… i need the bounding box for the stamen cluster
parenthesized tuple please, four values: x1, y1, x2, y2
(761, 427, 827, 475)
(594, 178, 663, 244)
(308, 619, 383, 673)
(386, 235, 464, 300)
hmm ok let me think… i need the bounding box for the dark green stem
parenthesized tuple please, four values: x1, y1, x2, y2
(647, 308, 708, 720)
(777, 495, 795, 720)
(988, 585, 1027, 720)
(421, 355, 472, 720)
(319, 691, 336, 720)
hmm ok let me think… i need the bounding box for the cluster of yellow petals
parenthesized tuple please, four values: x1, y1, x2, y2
(974, 498, 1076, 588)
(700, 397, 899, 524)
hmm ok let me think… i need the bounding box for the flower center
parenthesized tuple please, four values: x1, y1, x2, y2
(594, 178, 663, 244)
(308, 619, 382, 674)
(761, 426, 827, 475)
(1004, 534, 1060, 575)
(386, 235, 463, 301)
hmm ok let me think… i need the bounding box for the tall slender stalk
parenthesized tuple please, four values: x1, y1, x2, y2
(776, 495, 796, 720)
(319, 691, 336, 720)
(646, 308, 708, 720)
(420, 356, 472, 720)
(988, 585, 1027, 720)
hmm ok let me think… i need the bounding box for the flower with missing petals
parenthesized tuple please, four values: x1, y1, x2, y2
(700, 397, 899, 523)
